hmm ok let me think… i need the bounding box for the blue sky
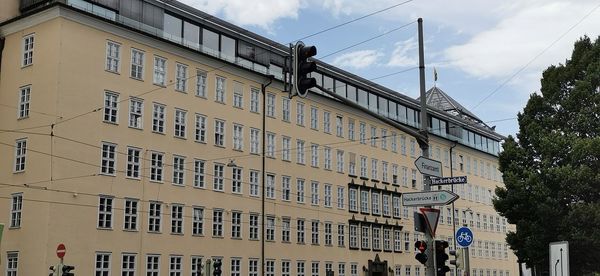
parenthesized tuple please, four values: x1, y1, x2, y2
(180, 0, 600, 137)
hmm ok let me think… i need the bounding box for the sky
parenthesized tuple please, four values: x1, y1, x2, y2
(179, 0, 600, 137)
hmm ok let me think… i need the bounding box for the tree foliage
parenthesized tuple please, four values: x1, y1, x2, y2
(494, 36, 600, 275)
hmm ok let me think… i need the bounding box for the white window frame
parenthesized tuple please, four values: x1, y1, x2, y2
(173, 155, 186, 185)
(192, 207, 204, 235)
(121, 253, 136, 276)
(171, 204, 184, 234)
(18, 85, 31, 119)
(98, 196, 113, 229)
(104, 91, 119, 124)
(148, 202, 162, 232)
(130, 48, 144, 80)
(128, 98, 143, 129)
(214, 119, 225, 147)
(124, 198, 138, 231)
(233, 124, 244, 151)
(14, 139, 27, 173)
(10, 193, 23, 228)
(95, 252, 112, 276)
(22, 34, 34, 67)
(152, 103, 165, 133)
(106, 40, 120, 72)
(297, 102, 305, 126)
(195, 114, 206, 143)
(100, 142, 116, 175)
(196, 70, 207, 97)
(213, 163, 224, 191)
(150, 151, 164, 182)
(175, 63, 188, 92)
(233, 82, 244, 108)
(153, 56, 166, 86)
(174, 109, 187, 138)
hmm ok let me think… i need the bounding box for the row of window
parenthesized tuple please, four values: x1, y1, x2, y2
(438, 207, 508, 234)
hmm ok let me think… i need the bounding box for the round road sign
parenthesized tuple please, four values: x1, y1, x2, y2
(456, 227, 474, 247)
(56, 243, 66, 259)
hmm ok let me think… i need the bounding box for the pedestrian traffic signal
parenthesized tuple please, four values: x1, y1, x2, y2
(62, 265, 75, 276)
(450, 248, 464, 269)
(49, 265, 57, 276)
(414, 240, 428, 265)
(213, 259, 222, 276)
(435, 240, 450, 276)
(293, 41, 317, 97)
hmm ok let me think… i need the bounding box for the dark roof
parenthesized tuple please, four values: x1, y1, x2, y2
(420, 86, 493, 129)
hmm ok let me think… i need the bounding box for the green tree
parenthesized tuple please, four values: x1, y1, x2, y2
(494, 36, 600, 275)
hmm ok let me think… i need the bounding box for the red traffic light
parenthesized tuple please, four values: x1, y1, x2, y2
(414, 240, 427, 253)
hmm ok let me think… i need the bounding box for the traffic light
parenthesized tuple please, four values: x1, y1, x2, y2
(450, 248, 464, 269)
(62, 265, 75, 276)
(213, 259, 222, 276)
(434, 240, 450, 276)
(414, 240, 428, 265)
(293, 41, 317, 97)
(49, 265, 57, 276)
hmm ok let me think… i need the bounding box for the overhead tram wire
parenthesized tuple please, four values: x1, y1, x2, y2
(471, 1, 600, 110)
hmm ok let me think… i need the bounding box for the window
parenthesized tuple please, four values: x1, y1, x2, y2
(323, 111, 331, 133)
(153, 56, 166, 85)
(128, 98, 143, 129)
(231, 258, 241, 276)
(348, 119, 355, 140)
(192, 207, 204, 235)
(152, 103, 165, 133)
(336, 115, 343, 137)
(267, 132, 276, 158)
(381, 129, 388, 149)
(282, 136, 291, 161)
(348, 152, 356, 175)
(382, 194, 390, 217)
(10, 194, 23, 228)
(311, 220, 320, 244)
(22, 34, 34, 66)
(402, 167, 408, 187)
(249, 213, 259, 240)
(170, 255, 183, 276)
(336, 150, 344, 173)
(250, 88, 260, 113)
(382, 162, 389, 183)
(266, 216, 275, 241)
(18, 86, 31, 119)
(266, 260, 275, 276)
(231, 211, 242, 238)
(266, 93, 275, 117)
(394, 230, 402, 252)
(104, 91, 119, 123)
(122, 254, 136, 276)
(95, 252, 111, 276)
(324, 184, 332, 207)
(250, 170, 260, 197)
(372, 226, 381, 250)
(100, 142, 116, 175)
(361, 226, 370, 249)
(150, 152, 164, 182)
(266, 174, 275, 199)
(172, 155, 186, 185)
(297, 179, 305, 203)
(249, 259, 259, 276)
(411, 169, 418, 188)
(124, 199, 138, 231)
(310, 106, 318, 129)
(214, 119, 225, 147)
(146, 255, 160, 276)
(175, 63, 188, 92)
(401, 135, 407, 155)
(251, 128, 260, 154)
(212, 209, 223, 236)
(282, 260, 291, 276)
(392, 196, 401, 218)
(359, 122, 366, 144)
(371, 159, 378, 180)
(391, 132, 398, 152)
(349, 224, 358, 249)
(106, 41, 120, 72)
(14, 139, 27, 173)
(360, 190, 369, 213)
(233, 82, 243, 108)
(297, 102, 305, 125)
(338, 224, 345, 247)
(392, 164, 399, 185)
(348, 188, 358, 212)
(193, 159, 205, 188)
(233, 124, 243, 151)
(213, 163, 224, 191)
(297, 140, 305, 164)
(282, 98, 290, 122)
(311, 144, 319, 167)
(98, 196, 113, 229)
(174, 109, 187, 138)
(282, 218, 291, 242)
(311, 181, 319, 205)
(148, 202, 161, 232)
(194, 71, 208, 98)
(170, 204, 183, 234)
(297, 219, 305, 243)
(325, 222, 332, 245)
(231, 167, 243, 194)
(337, 186, 345, 209)
(321, 147, 331, 170)
(372, 191, 381, 215)
(360, 156, 367, 178)
(370, 126, 377, 147)
(282, 176, 291, 201)
(339, 263, 346, 276)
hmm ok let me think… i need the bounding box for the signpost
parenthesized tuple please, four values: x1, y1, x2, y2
(430, 176, 468, 186)
(402, 190, 459, 207)
(414, 156, 443, 177)
(455, 227, 474, 247)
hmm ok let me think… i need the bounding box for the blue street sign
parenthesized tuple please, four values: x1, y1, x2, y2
(456, 227, 474, 247)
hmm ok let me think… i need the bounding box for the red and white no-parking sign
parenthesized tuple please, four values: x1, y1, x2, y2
(56, 243, 66, 259)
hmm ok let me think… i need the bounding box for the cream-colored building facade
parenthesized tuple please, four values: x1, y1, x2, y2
(0, 1, 518, 276)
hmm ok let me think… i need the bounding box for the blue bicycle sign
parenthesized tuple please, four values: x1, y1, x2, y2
(456, 227, 474, 247)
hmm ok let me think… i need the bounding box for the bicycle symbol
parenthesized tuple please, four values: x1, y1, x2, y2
(457, 232, 472, 243)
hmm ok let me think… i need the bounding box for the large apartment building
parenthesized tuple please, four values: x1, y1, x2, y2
(0, 1, 518, 276)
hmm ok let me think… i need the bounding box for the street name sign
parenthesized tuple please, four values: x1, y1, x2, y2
(402, 190, 459, 206)
(430, 176, 468, 186)
(414, 156, 443, 177)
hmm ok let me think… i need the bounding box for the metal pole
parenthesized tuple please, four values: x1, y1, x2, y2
(417, 17, 434, 276)
(449, 141, 458, 275)
(261, 76, 273, 276)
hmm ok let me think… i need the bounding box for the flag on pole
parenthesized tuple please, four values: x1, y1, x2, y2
(434, 67, 438, 82)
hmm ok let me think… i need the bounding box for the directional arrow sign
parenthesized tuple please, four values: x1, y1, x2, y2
(402, 190, 459, 206)
(414, 156, 443, 177)
(430, 176, 468, 186)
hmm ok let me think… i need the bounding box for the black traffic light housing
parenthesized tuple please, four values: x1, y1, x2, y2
(213, 259, 222, 276)
(49, 265, 56, 276)
(62, 265, 75, 276)
(435, 240, 450, 276)
(414, 240, 428, 265)
(293, 41, 318, 97)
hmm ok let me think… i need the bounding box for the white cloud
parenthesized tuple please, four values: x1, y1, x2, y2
(179, 0, 301, 30)
(387, 37, 418, 67)
(332, 50, 383, 69)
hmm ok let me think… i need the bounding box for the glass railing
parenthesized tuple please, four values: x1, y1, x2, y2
(66, 0, 283, 81)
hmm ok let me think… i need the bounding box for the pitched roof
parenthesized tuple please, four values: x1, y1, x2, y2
(421, 86, 489, 128)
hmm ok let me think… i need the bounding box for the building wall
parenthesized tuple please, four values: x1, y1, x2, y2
(0, 6, 518, 276)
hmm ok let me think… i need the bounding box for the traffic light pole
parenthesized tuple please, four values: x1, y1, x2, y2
(417, 18, 436, 276)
